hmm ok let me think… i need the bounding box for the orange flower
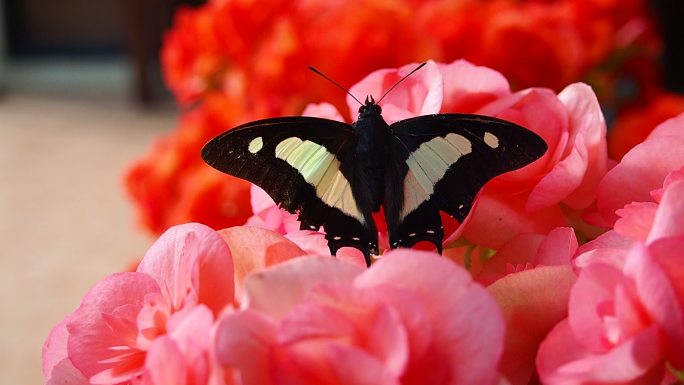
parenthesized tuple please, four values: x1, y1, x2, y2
(128, 0, 662, 235)
(125, 94, 253, 234)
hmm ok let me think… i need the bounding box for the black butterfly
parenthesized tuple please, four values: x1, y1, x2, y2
(202, 64, 547, 266)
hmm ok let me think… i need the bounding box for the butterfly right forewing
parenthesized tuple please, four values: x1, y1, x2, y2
(385, 114, 547, 250)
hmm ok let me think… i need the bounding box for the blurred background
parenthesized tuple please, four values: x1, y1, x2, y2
(0, 0, 682, 384)
(0, 1, 193, 384)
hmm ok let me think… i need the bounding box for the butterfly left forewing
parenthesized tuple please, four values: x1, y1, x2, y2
(385, 114, 547, 250)
(202, 116, 379, 263)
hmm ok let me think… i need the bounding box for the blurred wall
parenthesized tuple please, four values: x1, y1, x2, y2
(0, 1, 6, 89)
(5, 0, 124, 56)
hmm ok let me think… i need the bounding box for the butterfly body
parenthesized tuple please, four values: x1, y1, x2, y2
(353, 97, 390, 213)
(202, 96, 547, 266)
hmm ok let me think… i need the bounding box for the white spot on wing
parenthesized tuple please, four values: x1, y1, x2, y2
(484, 132, 499, 148)
(248, 137, 263, 153)
(401, 133, 472, 219)
(274, 137, 364, 223)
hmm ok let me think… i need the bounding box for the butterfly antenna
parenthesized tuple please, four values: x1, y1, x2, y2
(308, 66, 364, 107)
(377, 62, 427, 104)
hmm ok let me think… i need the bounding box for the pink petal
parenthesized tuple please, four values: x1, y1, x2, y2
(214, 309, 277, 385)
(137, 223, 234, 314)
(596, 137, 684, 225)
(437, 59, 511, 113)
(538, 320, 664, 385)
(488, 266, 577, 385)
(279, 286, 409, 378)
(365, 306, 409, 378)
(648, 179, 684, 242)
(357, 250, 504, 385)
(142, 336, 187, 385)
(567, 262, 627, 353)
(326, 344, 401, 385)
(649, 236, 684, 312)
(166, 305, 214, 357)
(351, 285, 433, 365)
(43, 314, 90, 385)
(521, 83, 607, 212)
(526, 143, 586, 211)
(614, 202, 659, 240)
(355, 250, 471, 306)
(302, 102, 345, 122)
(650, 166, 684, 201)
(43, 315, 73, 379)
(250, 184, 276, 214)
(45, 358, 91, 385)
(646, 112, 684, 140)
(278, 299, 358, 344)
(574, 230, 633, 269)
(462, 190, 566, 249)
(243, 256, 363, 319)
(67, 272, 160, 382)
(537, 320, 590, 384)
(625, 242, 684, 367)
(556, 83, 608, 209)
(218, 226, 307, 302)
(536, 227, 578, 266)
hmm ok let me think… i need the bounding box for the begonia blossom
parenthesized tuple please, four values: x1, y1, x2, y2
(215, 250, 506, 385)
(42, 223, 308, 385)
(538, 237, 684, 385)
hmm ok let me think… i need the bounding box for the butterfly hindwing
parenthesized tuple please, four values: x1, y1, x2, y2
(385, 114, 548, 249)
(201, 117, 378, 257)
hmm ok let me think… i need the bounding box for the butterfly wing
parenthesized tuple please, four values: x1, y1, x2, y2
(385, 114, 548, 250)
(201, 116, 378, 260)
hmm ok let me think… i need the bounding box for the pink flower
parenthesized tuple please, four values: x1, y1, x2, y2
(592, 113, 684, 228)
(577, 121, 684, 269)
(214, 250, 505, 385)
(43, 223, 311, 385)
(537, 237, 684, 384)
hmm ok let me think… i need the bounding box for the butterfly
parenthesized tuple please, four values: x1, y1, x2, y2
(202, 63, 547, 266)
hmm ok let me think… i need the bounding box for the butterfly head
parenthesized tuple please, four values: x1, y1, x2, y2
(358, 95, 382, 117)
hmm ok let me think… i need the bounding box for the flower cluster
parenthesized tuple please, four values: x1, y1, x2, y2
(48, 59, 684, 384)
(125, 0, 680, 236)
(43, 224, 509, 385)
